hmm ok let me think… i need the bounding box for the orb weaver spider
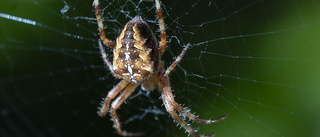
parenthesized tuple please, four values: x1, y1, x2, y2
(94, 0, 227, 136)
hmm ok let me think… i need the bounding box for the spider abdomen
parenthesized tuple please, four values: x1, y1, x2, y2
(113, 16, 160, 83)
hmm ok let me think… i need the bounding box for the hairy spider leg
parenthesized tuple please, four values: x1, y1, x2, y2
(158, 44, 226, 137)
(98, 80, 130, 117)
(164, 43, 228, 123)
(173, 102, 228, 124)
(94, 0, 115, 48)
(164, 43, 189, 77)
(160, 76, 214, 137)
(160, 75, 214, 137)
(98, 40, 121, 79)
(155, 0, 166, 56)
(110, 82, 145, 136)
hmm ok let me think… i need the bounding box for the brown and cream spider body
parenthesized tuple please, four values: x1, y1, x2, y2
(94, 0, 227, 137)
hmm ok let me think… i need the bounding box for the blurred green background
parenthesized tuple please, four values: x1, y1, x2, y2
(1, 0, 320, 137)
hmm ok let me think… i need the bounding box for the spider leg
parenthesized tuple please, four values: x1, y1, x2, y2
(94, 0, 115, 48)
(155, 0, 166, 55)
(98, 80, 130, 117)
(158, 43, 225, 136)
(173, 102, 227, 124)
(99, 40, 121, 79)
(110, 82, 145, 136)
(164, 43, 190, 76)
(160, 76, 214, 137)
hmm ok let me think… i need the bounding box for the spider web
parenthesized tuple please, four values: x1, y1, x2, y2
(1, 0, 320, 137)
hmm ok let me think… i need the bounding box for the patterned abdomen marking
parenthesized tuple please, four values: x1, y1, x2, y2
(113, 16, 160, 83)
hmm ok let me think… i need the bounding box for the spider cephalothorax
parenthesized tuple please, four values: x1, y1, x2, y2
(94, 0, 227, 136)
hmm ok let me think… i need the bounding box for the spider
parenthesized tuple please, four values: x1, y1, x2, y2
(94, 0, 227, 136)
